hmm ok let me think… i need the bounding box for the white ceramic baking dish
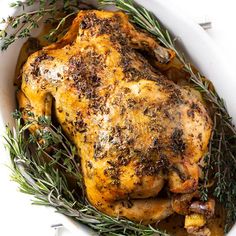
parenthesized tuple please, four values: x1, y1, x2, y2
(0, 0, 235, 235)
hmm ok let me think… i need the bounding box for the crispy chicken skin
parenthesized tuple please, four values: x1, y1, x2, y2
(18, 10, 212, 227)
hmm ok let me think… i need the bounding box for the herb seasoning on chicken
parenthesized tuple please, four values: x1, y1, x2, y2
(17, 10, 213, 235)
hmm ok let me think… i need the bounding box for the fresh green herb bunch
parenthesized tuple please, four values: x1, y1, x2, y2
(5, 111, 169, 236)
(99, 0, 236, 232)
(0, 0, 92, 50)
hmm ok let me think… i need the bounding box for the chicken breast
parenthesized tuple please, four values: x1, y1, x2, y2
(18, 10, 212, 225)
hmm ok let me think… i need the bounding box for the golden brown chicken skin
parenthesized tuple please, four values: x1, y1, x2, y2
(18, 10, 212, 227)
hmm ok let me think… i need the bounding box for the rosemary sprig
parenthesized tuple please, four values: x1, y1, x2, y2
(99, 0, 236, 232)
(4, 112, 169, 236)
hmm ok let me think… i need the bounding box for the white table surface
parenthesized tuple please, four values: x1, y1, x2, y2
(0, 0, 236, 235)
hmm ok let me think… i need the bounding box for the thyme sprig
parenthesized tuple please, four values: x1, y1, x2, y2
(0, 0, 88, 50)
(99, 0, 236, 232)
(4, 112, 169, 236)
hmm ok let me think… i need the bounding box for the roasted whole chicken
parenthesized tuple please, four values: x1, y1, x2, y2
(18, 10, 214, 235)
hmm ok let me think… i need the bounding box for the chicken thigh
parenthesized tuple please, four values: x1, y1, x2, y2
(18, 10, 212, 224)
